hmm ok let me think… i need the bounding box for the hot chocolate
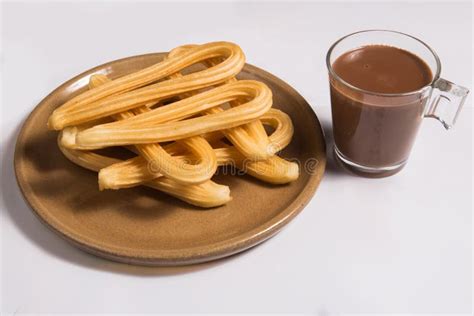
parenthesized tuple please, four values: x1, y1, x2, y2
(330, 45, 433, 172)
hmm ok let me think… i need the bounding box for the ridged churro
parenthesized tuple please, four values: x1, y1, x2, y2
(168, 46, 271, 161)
(87, 74, 217, 185)
(74, 80, 272, 148)
(48, 42, 245, 130)
(57, 135, 231, 208)
(98, 108, 297, 189)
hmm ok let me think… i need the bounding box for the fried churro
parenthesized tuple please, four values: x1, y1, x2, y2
(87, 74, 217, 185)
(98, 108, 297, 189)
(74, 80, 272, 148)
(48, 42, 245, 130)
(57, 135, 231, 208)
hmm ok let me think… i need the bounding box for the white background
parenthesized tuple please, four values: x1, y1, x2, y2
(1, 1, 472, 314)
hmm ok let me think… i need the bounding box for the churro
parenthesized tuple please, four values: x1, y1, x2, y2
(168, 46, 271, 161)
(57, 135, 231, 208)
(88, 74, 217, 185)
(48, 42, 245, 130)
(98, 108, 297, 189)
(74, 80, 272, 148)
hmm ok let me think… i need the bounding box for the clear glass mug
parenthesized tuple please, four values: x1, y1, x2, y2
(326, 30, 469, 177)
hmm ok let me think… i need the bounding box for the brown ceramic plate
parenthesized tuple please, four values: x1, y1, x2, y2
(14, 53, 326, 266)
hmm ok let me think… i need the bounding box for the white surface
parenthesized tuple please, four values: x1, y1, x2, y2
(1, 1, 472, 314)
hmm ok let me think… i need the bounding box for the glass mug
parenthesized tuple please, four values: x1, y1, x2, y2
(326, 30, 469, 177)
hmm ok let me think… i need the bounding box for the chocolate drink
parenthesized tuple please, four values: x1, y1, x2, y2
(330, 45, 433, 171)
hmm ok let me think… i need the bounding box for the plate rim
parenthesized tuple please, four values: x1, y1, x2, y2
(14, 52, 326, 266)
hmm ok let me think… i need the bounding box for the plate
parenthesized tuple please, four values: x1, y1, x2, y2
(14, 53, 326, 266)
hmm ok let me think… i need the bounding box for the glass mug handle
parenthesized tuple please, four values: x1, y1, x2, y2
(424, 78, 470, 129)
